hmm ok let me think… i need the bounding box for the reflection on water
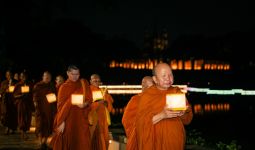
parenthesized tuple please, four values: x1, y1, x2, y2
(193, 103, 230, 114)
(109, 92, 255, 149)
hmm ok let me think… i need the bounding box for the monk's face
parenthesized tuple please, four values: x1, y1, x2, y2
(90, 76, 101, 87)
(42, 72, 52, 83)
(67, 69, 80, 82)
(5, 71, 12, 80)
(56, 76, 64, 86)
(153, 64, 174, 90)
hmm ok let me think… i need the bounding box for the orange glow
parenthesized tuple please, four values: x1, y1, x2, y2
(184, 60, 192, 70)
(109, 59, 230, 71)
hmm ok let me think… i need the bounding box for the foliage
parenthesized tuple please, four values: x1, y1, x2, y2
(216, 140, 242, 150)
(186, 129, 206, 146)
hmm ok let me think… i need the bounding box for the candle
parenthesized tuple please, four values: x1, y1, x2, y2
(21, 86, 30, 93)
(92, 90, 103, 102)
(46, 93, 57, 103)
(71, 94, 84, 105)
(9, 86, 15, 93)
(166, 93, 187, 111)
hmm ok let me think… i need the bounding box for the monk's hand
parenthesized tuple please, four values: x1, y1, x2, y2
(57, 122, 65, 133)
(77, 102, 89, 108)
(164, 107, 182, 119)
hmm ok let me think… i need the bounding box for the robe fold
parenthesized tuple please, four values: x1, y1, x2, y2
(136, 85, 193, 150)
(122, 94, 141, 150)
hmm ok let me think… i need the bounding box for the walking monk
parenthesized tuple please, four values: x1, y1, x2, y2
(136, 63, 193, 150)
(122, 76, 154, 150)
(13, 72, 34, 140)
(33, 71, 56, 148)
(89, 74, 114, 150)
(50, 65, 92, 150)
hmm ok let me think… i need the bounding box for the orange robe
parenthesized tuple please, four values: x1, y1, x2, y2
(90, 85, 114, 150)
(0, 79, 18, 131)
(122, 94, 141, 150)
(50, 79, 92, 150)
(136, 85, 193, 150)
(13, 81, 34, 132)
(33, 81, 56, 137)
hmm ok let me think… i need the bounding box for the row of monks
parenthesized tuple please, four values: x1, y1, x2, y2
(0, 62, 193, 150)
(0, 68, 114, 150)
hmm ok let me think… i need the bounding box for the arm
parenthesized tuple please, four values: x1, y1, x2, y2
(152, 107, 183, 124)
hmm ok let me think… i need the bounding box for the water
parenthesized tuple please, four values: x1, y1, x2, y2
(109, 92, 255, 150)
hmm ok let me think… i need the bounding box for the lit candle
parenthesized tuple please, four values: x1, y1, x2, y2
(9, 86, 15, 93)
(46, 93, 57, 103)
(71, 94, 84, 105)
(92, 90, 103, 102)
(21, 86, 30, 93)
(166, 93, 187, 111)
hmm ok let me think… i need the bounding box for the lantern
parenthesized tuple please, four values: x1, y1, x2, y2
(9, 86, 15, 93)
(166, 93, 186, 111)
(46, 93, 57, 103)
(21, 86, 30, 93)
(92, 90, 103, 102)
(71, 94, 84, 105)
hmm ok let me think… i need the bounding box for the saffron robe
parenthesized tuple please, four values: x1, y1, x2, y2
(51, 79, 92, 150)
(13, 81, 34, 132)
(136, 85, 193, 150)
(90, 85, 114, 150)
(33, 81, 56, 137)
(122, 94, 141, 150)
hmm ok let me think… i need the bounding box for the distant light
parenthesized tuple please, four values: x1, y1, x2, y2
(99, 85, 255, 96)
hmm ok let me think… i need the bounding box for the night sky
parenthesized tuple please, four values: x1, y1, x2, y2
(1, 0, 255, 79)
(70, 0, 255, 47)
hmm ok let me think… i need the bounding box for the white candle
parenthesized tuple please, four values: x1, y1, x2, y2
(46, 93, 57, 103)
(21, 86, 30, 93)
(71, 94, 84, 105)
(166, 93, 187, 111)
(9, 86, 15, 93)
(92, 90, 103, 102)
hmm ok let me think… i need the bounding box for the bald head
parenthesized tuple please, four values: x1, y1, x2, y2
(90, 74, 102, 87)
(152, 63, 174, 90)
(141, 76, 154, 92)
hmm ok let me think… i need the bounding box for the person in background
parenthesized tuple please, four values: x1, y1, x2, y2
(33, 71, 56, 149)
(89, 74, 114, 150)
(55, 75, 65, 93)
(13, 72, 34, 140)
(0, 70, 18, 135)
(122, 76, 154, 150)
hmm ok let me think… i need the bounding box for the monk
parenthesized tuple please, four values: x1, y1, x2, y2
(50, 65, 92, 150)
(89, 74, 114, 150)
(13, 72, 34, 140)
(33, 71, 56, 148)
(122, 76, 154, 150)
(0, 70, 18, 135)
(55, 75, 65, 93)
(135, 63, 193, 150)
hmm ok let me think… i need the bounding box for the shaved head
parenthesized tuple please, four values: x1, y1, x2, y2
(152, 63, 174, 90)
(90, 74, 102, 87)
(141, 76, 154, 92)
